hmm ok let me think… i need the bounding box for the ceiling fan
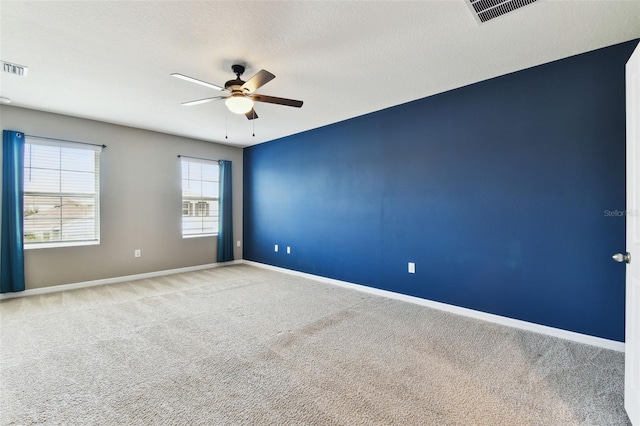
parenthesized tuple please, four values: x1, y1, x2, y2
(171, 64, 303, 120)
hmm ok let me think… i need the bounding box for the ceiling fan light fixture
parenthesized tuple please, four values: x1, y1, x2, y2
(225, 95, 254, 114)
(175, 65, 303, 121)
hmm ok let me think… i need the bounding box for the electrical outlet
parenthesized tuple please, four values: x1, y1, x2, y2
(274, 244, 278, 252)
(408, 262, 415, 273)
(237, 240, 241, 247)
(287, 246, 291, 254)
(135, 249, 141, 258)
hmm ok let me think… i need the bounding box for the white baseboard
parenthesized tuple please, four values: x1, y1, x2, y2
(0, 260, 243, 301)
(242, 260, 625, 353)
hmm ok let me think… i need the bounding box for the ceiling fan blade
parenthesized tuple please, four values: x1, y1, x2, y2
(242, 70, 275, 93)
(245, 109, 259, 120)
(251, 94, 303, 108)
(181, 96, 225, 106)
(171, 73, 224, 91)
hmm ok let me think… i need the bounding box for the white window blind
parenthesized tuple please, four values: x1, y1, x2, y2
(23, 136, 101, 247)
(181, 157, 219, 237)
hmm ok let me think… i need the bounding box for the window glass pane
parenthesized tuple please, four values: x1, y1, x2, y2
(183, 179, 202, 197)
(201, 164, 218, 182)
(61, 219, 96, 241)
(29, 144, 60, 170)
(24, 144, 32, 169)
(202, 182, 218, 199)
(182, 217, 204, 235)
(23, 195, 63, 243)
(24, 195, 61, 219)
(61, 149, 95, 172)
(186, 162, 202, 181)
(181, 161, 189, 180)
(202, 218, 218, 233)
(24, 168, 61, 193)
(61, 171, 96, 194)
(24, 220, 61, 243)
(61, 197, 95, 219)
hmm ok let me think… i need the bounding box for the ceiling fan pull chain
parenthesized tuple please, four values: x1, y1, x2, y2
(225, 114, 228, 140)
(252, 111, 256, 137)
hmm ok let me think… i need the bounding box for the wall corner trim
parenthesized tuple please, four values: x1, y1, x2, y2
(242, 260, 625, 353)
(0, 260, 243, 300)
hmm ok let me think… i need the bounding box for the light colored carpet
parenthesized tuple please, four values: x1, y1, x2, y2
(0, 264, 630, 425)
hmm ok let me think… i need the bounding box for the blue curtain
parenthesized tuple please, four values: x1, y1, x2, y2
(1, 130, 25, 293)
(217, 160, 234, 262)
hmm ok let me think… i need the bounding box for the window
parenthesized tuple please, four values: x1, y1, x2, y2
(181, 157, 219, 237)
(23, 137, 101, 248)
(182, 201, 192, 216)
(195, 201, 209, 217)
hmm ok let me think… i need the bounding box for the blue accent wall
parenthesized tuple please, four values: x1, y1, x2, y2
(243, 40, 639, 342)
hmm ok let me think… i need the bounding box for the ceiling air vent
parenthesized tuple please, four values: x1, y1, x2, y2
(2, 61, 28, 77)
(466, 0, 539, 24)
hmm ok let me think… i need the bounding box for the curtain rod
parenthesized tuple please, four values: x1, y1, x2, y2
(25, 134, 106, 149)
(177, 154, 225, 163)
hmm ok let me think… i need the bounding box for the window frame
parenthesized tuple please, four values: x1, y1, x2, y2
(22, 136, 102, 250)
(181, 157, 220, 238)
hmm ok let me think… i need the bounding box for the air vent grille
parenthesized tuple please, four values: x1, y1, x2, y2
(467, 0, 539, 23)
(2, 61, 28, 77)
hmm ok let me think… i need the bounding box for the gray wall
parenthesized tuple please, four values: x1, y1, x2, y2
(1, 105, 243, 289)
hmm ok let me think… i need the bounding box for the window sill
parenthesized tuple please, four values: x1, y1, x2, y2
(24, 240, 100, 250)
(182, 233, 218, 239)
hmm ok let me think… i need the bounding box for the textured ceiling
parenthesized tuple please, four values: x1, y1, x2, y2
(1, 1, 639, 147)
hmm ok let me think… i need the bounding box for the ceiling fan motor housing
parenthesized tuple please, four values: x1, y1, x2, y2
(225, 64, 248, 91)
(225, 79, 246, 91)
